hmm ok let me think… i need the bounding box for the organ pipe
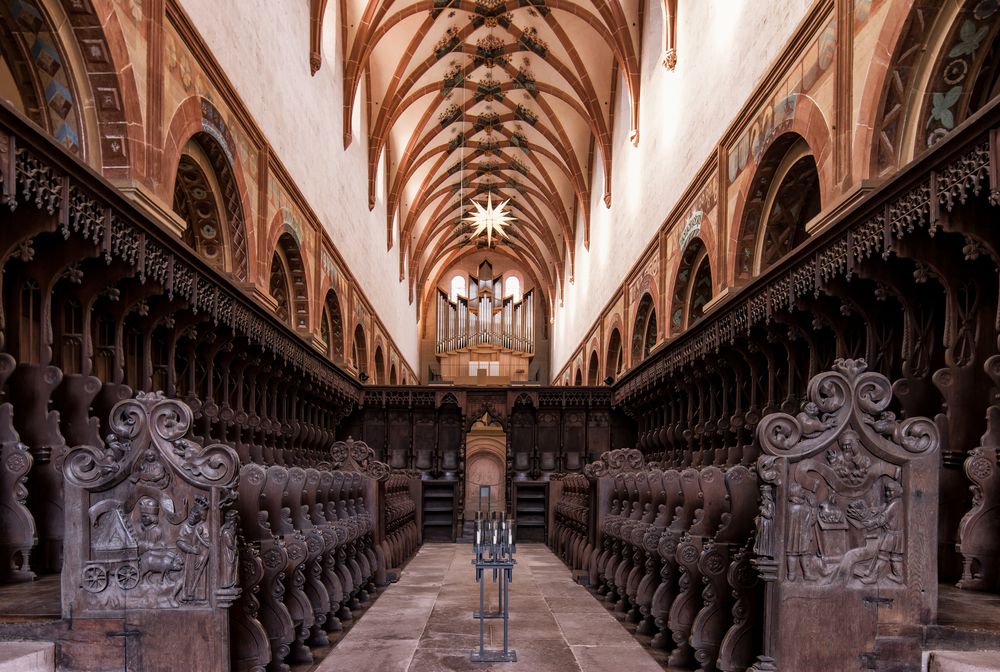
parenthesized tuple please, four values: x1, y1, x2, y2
(435, 283, 534, 355)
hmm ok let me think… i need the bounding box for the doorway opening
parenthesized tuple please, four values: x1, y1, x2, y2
(464, 414, 507, 519)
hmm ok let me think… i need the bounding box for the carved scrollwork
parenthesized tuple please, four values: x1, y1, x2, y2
(63, 443, 122, 488)
(583, 448, 646, 478)
(754, 358, 940, 598)
(329, 437, 389, 481)
(757, 359, 939, 461)
(63, 393, 241, 616)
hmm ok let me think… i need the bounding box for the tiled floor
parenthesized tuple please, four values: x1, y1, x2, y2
(314, 543, 663, 672)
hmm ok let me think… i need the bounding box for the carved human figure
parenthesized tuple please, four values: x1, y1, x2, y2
(220, 509, 239, 589)
(797, 401, 832, 436)
(753, 484, 775, 558)
(849, 479, 905, 584)
(175, 496, 211, 602)
(827, 430, 871, 485)
(135, 498, 185, 592)
(131, 448, 170, 488)
(786, 481, 819, 581)
(137, 497, 164, 554)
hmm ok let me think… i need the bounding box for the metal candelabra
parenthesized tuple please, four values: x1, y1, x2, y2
(471, 511, 517, 662)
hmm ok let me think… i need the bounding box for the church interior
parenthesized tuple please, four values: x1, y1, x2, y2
(0, 0, 999, 670)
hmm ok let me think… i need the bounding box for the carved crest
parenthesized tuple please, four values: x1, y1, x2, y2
(330, 437, 390, 481)
(584, 448, 647, 478)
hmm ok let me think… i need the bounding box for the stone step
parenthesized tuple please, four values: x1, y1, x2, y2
(0, 641, 54, 672)
(928, 651, 1000, 672)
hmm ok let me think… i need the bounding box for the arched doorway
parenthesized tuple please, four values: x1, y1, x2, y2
(464, 414, 506, 518)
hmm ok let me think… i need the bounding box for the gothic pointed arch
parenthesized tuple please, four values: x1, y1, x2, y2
(321, 289, 346, 362)
(631, 293, 657, 364)
(733, 133, 820, 283)
(270, 233, 309, 330)
(587, 349, 599, 386)
(332, 0, 643, 294)
(573, 367, 583, 386)
(605, 326, 623, 382)
(353, 324, 369, 377)
(670, 237, 713, 335)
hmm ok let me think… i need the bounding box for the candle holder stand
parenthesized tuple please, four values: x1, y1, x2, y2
(470, 512, 517, 663)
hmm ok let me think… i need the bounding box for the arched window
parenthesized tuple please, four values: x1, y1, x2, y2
(322, 290, 345, 362)
(373, 346, 386, 385)
(670, 239, 713, 334)
(269, 251, 291, 325)
(504, 275, 521, 301)
(451, 274, 466, 301)
(631, 293, 657, 364)
(389, 363, 398, 385)
(735, 134, 820, 282)
(574, 368, 583, 386)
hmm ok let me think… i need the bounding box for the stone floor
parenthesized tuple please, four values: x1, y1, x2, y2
(314, 543, 663, 672)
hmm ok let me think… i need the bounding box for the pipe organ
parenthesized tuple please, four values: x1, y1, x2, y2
(435, 262, 534, 382)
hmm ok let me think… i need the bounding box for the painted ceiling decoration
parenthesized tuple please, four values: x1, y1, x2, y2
(310, 0, 644, 313)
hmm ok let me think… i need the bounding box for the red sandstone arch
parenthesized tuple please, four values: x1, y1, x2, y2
(728, 124, 828, 287)
(162, 97, 256, 282)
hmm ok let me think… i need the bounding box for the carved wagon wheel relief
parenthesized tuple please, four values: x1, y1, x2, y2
(115, 562, 140, 590)
(82, 564, 108, 593)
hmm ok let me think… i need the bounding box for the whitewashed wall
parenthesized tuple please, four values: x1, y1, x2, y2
(550, 0, 814, 374)
(180, 0, 419, 366)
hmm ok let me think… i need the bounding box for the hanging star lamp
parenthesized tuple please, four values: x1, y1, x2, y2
(464, 193, 515, 246)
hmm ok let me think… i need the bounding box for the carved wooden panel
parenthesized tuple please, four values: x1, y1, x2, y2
(753, 359, 939, 671)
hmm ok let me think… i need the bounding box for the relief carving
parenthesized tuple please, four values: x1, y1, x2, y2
(62, 392, 240, 615)
(751, 359, 940, 671)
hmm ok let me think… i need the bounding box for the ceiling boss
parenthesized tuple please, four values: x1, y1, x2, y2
(464, 193, 516, 246)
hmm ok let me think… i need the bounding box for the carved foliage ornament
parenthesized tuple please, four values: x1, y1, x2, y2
(65, 392, 239, 490)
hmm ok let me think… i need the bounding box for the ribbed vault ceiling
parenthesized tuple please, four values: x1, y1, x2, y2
(313, 0, 642, 309)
